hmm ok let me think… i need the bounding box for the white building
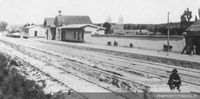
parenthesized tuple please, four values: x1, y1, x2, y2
(24, 25, 46, 38)
(56, 24, 106, 42)
(83, 24, 106, 35)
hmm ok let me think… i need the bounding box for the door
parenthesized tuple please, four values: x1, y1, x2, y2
(46, 30, 48, 39)
(34, 31, 37, 37)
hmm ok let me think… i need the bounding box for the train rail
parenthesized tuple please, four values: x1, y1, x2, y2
(38, 40, 200, 87)
(0, 38, 200, 98)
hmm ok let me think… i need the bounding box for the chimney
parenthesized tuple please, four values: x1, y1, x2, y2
(58, 10, 62, 16)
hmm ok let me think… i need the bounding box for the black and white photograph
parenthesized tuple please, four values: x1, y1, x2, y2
(0, 0, 200, 99)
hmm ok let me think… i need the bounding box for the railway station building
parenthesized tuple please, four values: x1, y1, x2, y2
(183, 20, 200, 55)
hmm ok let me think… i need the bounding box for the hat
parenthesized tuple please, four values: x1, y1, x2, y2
(172, 69, 177, 73)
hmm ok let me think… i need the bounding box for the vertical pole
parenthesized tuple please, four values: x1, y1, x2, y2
(167, 12, 170, 56)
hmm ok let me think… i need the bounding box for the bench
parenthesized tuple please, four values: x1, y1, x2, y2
(163, 44, 173, 51)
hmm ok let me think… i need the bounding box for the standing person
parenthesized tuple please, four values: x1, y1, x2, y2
(167, 69, 181, 92)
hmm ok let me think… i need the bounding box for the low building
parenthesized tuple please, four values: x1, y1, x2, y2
(111, 24, 125, 34)
(57, 24, 105, 42)
(84, 24, 105, 35)
(24, 25, 46, 38)
(57, 25, 85, 42)
(54, 15, 92, 41)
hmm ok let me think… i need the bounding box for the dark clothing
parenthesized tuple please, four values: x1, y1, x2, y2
(167, 73, 181, 90)
(169, 73, 181, 82)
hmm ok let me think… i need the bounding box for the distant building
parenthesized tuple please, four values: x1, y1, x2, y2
(84, 24, 105, 35)
(24, 25, 46, 38)
(6, 25, 23, 33)
(111, 24, 125, 34)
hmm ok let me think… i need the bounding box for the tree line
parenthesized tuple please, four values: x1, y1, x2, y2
(102, 8, 198, 35)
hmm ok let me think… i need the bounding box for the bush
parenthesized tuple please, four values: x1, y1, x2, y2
(0, 53, 48, 99)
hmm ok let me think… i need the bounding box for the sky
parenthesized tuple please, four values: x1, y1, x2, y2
(0, 0, 200, 25)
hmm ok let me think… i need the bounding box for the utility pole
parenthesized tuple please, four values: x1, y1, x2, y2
(167, 12, 170, 56)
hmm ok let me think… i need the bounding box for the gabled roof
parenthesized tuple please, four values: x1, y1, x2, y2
(186, 20, 200, 32)
(43, 17, 55, 27)
(58, 24, 106, 29)
(54, 16, 92, 26)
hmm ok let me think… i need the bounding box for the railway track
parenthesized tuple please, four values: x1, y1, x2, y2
(6, 39, 200, 88)
(70, 52, 200, 86)
(38, 40, 200, 74)
(1, 38, 199, 97)
(0, 39, 154, 99)
(0, 41, 131, 99)
(50, 47, 200, 78)
(23, 43, 151, 91)
(36, 40, 200, 87)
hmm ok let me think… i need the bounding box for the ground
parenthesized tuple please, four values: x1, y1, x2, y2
(0, 34, 199, 99)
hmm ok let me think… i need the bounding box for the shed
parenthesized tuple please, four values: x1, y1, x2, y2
(58, 25, 85, 42)
(57, 24, 105, 42)
(24, 25, 46, 38)
(53, 15, 93, 41)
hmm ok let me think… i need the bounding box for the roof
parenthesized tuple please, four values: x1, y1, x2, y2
(25, 25, 44, 29)
(43, 17, 55, 27)
(186, 20, 200, 32)
(58, 24, 106, 29)
(54, 16, 92, 26)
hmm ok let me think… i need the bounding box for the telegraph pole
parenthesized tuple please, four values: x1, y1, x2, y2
(167, 12, 170, 56)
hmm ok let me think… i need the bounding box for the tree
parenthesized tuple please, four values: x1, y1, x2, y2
(184, 8, 192, 22)
(23, 23, 30, 27)
(180, 8, 193, 34)
(103, 22, 111, 34)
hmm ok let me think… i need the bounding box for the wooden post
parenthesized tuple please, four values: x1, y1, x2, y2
(167, 12, 170, 56)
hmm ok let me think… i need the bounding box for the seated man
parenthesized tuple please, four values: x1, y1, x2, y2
(167, 69, 181, 92)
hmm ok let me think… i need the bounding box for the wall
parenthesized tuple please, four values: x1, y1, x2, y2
(97, 29, 105, 35)
(84, 34, 185, 52)
(46, 27, 56, 40)
(84, 26, 105, 35)
(46, 28, 51, 40)
(29, 26, 46, 37)
(61, 28, 84, 42)
(111, 24, 124, 34)
(56, 28, 61, 41)
(64, 30, 75, 41)
(84, 27, 97, 34)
